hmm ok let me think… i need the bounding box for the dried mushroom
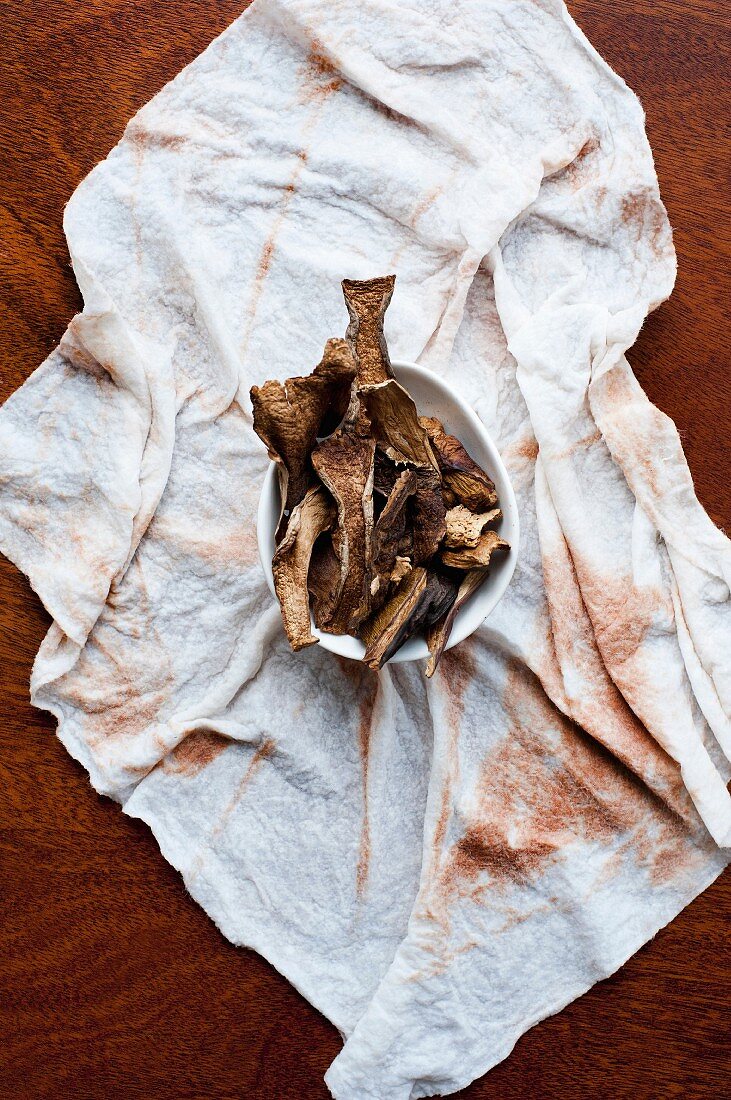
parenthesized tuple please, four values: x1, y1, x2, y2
(311, 429, 375, 634)
(308, 535, 342, 629)
(421, 416, 498, 512)
(343, 276, 395, 386)
(360, 567, 427, 667)
(444, 504, 502, 549)
(360, 380, 439, 470)
(361, 569, 457, 670)
(252, 274, 510, 672)
(397, 529, 414, 558)
(425, 569, 487, 677)
(390, 556, 412, 585)
(368, 469, 418, 609)
(373, 448, 401, 499)
(441, 529, 509, 571)
(251, 339, 356, 540)
(410, 467, 447, 564)
(272, 486, 335, 650)
(421, 571, 460, 628)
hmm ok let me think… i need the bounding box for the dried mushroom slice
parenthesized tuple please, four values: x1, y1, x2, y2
(425, 569, 487, 677)
(421, 416, 498, 512)
(419, 415, 444, 434)
(422, 571, 459, 627)
(397, 529, 414, 559)
(311, 429, 376, 634)
(369, 468, 417, 609)
(342, 275, 396, 387)
(390, 556, 412, 585)
(410, 466, 447, 563)
(373, 448, 401, 498)
(361, 567, 427, 668)
(308, 534, 342, 629)
(444, 504, 502, 549)
(360, 568, 457, 670)
(272, 486, 335, 651)
(441, 529, 509, 570)
(342, 377, 371, 437)
(251, 338, 357, 540)
(360, 380, 439, 470)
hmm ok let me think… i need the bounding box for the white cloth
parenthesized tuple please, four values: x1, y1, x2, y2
(1, 2, 729, 1096)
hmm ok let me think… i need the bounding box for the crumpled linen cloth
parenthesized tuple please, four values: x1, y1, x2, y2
(1, 1, 730, 1096)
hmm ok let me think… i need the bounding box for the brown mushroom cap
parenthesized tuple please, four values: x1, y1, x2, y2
(425, 568, 487, 677)
(311, 428, 375, 634)
(410, 467, 447, 564)
(272, 485, 336, 651)
(368, 468, 418, 610)
(441, 528, 509, 570)
(360, 566, 427, 668)
(444, 504, 502, 549)
(361, 568, 457, 670)
(308, 535, 342, 630)
(251, 338, 356, 540)
(342, 275, 396, 387)
(421, 416, 498, 511)
(360, 380, 439, 470)
(373, 448, 401, 499)
(389, 556, 412, 586)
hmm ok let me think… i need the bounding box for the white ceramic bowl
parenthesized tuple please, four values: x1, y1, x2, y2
(257, 361, 519, 665)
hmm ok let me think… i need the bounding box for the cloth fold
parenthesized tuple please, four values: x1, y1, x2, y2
(1, 2, 729, 1096)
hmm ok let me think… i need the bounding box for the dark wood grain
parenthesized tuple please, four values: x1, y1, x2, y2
(0, 3, 728, 1098)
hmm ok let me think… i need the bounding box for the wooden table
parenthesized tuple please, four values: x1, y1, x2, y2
(0, 3, 728, 1097)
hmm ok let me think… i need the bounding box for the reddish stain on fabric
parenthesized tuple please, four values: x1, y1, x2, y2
(540, 514, 695, 823)
(165, 730, 230, 776)
(299, 30, 344, 100)
(409, 185, 445, 230)
(355, 678, 378, 900)
(504, 434, 539, 467)
(127, 125, 188, 153)
(214, 737, 275, 835)
(431, 643, 478, 861)
(425, 659, 709, 944)
(555, 135, 600, 190)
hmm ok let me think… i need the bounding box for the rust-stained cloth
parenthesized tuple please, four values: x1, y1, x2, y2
(0, 2, 729, 1097)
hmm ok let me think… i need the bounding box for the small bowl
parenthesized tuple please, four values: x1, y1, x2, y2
(257, 361, 519, 666)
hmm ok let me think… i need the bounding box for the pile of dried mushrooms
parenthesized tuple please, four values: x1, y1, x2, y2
(251, 276, 509, 674)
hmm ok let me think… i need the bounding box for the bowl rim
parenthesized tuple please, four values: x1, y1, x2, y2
(257, 359, 520, 665)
